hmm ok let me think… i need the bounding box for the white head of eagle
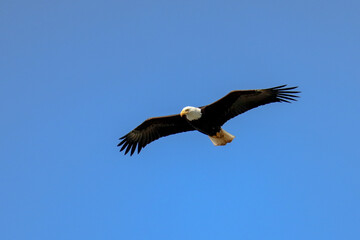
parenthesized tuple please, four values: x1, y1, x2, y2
(180, 106, 202, 121)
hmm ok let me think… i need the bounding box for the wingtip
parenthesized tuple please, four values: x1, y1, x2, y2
(117, 139, 141, 157)
(271, 84, 287, 90)
(274, 85, 300, 103)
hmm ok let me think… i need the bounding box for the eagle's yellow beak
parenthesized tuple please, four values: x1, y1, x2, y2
(180, 110, 187, 117)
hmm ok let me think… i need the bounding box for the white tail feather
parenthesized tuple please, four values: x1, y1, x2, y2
(208, 129, 235, 146)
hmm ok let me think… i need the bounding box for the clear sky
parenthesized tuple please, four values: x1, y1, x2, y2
(1, 0, 360, 239)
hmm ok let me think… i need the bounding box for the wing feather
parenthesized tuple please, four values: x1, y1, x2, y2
(202, 85, 300, 126)
(118, 114, 195, 156)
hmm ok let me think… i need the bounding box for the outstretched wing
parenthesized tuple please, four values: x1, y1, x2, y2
(118, 114, 195, 156)
(202, 85, 300, 126)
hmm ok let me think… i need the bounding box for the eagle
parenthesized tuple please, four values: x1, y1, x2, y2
(118, 85, 299, 156)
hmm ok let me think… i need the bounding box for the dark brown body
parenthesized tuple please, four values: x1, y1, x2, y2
(183, 108, 221, 136)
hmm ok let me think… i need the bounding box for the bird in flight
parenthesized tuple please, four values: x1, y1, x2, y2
(118, 85, 300, 156)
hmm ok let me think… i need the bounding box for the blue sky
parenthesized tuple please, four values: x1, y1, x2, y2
(1, 0, 360, 239)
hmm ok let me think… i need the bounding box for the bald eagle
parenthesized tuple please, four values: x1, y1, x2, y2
(118, 85, 299, 156)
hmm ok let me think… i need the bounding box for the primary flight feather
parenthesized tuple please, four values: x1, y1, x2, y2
(118, 85, 300, 156)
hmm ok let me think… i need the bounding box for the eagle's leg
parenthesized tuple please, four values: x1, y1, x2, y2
(208, 128, 235, 146)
